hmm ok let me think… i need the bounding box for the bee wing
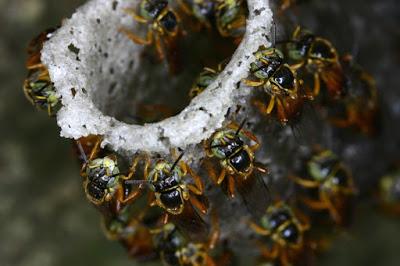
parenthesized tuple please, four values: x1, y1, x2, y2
(236, 169, 271, 220)
(321, 63, 345, 99)
(171, 201, 208, 240)
(327, 192, 354, 227)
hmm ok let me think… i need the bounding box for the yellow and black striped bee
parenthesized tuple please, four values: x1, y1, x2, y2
(178, 0, 216, 29)
(243, 46, 304, 124)
(189, 65, 221, 98)
(215, 0, 247, 38)
(203, 120, 270, 217)
(286, 26, 344, 99)
(102, 205, 156, 260)
(289, 149, 356, 226)
(152, 220, 219, 266)
(120, 0, 182, 68)
(76, 136, 144, 210)
(248, 201, 310, 266)
(328, 54, 379, 136)
(23, 28, 61, 116)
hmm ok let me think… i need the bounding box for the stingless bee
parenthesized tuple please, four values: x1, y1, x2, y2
(120, 0, 182, 62)
(152, 218, 219, 266)
(243, 46, 305, 124)
(248, 201, 310, 266)
(286, 26, 344, 99)
(328, 54, 379, 136)
(178, 0, 216, 29)
(288, 149, 356, 226)
(23, 28, 61, 116)
(189, 64, 222, 98)
(76, 136, 144, 210)
(215, 0, 246, 38)
(203, 120, 270, 217)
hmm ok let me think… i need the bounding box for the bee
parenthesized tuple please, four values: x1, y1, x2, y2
(177, 0, 216, 29)
(215, 0, 246, 38)
(189, 65, 221, 99)
(286, 26, 344, 99)
(127, 151, 208, 218)
(203, 120, 270, 217)
(23, 29, 61, 116)
(288, 149, 356, 226)
(248, 202, 310, 266)
(152, 219, 219, 266)
(243, 46, 304, 124)
(102, 205, 156, 260)
(76, 136, 144, 209)
(378, 166, 400, 215)
(328, 54, 379, 136)
(120, 0, 182, 62)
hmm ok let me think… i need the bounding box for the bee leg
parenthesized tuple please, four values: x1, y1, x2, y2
(227, 175, 236, 198)
(189, 196, 208, 214)
(252, 98, 273, 116)
(162, 212, 169, 224)
(176, 0, 192, 15)
(203, 160, 219, 184)
(287, 174, 320, 188)
(248, 221, 270, 236)
(208, 210, 220, 250)
(242, 79, 265, 87)
(186, 164, 204, 194)
(294, 209, 311, 230)
(154, 33, 165, 61)
(276, 98, 289, 124)
(313, 72, 321, 97)
(320, 191, 342, 224)
(217, 169, 227, 185)
(255, 240, 279, 259)
(203, 67, 218, 74)
(123, 8, 148, 23)
(301, 196, 329, 210)
(280, 248, 291, 266)
(120, 27, 153, 45)
(148, 192, 156, 206)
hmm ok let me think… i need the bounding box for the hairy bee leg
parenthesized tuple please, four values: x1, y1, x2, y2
(248, 221, 270, 236)
(287, 174, 320, 188)
(227, 175, 236, 198)
(203, 67, 217, 74)
(203, 160, 218, 183)
(189, 196, 208, 214)
(123, 8, 148, 23)
(120, 27, 153, 45)
(148, 191, 156, 206)
(266, 95, 276, 114)
(242, 79, 265, 87)
(313, 72, 321, 97)
(217, 169, 227, 185)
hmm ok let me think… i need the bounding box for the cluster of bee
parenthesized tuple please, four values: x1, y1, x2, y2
(120, 0, 247, 72)
(22, 1, 399, 266)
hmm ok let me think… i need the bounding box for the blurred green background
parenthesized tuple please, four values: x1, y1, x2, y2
(0, 0, 399, 265)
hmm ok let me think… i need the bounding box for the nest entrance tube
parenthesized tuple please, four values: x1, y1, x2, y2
(41, 0, 273, 156)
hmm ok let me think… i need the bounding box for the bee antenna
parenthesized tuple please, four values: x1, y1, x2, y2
(171, 152, 185, 171)
(76, 140, 88, 163)
(235, 119, 247, 136)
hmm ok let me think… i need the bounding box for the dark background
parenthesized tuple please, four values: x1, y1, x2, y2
(0, 0, 399, 265)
